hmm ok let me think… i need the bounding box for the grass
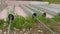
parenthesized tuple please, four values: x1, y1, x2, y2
(11, 15, 25, 29)
(0, 11, 59, 31)
(23, 16, 36, 29)
(53, 15, 60, 22)
(37, 11, 60, 34)
(11, 15, 37, 29)
(0, 19, 5, 29)
(36, 11, 54, 30)
(37, 13, 51, 24)
(43, 0, 60, 4)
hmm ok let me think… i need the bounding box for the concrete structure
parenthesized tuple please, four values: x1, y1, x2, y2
(0, 1, 49, 20)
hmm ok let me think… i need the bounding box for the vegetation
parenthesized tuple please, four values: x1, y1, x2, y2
(11, 15, 37, 29)
(43, 0, 60, 4)
(11, 15, 25, 29)
(36, 11, 54, 30)
(37, 13, 51, 24)
(53, 15, 60, 22)
(23, 16, 36, 29)
(0, 11, 59, 31)
(0, 19, 5, 29)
